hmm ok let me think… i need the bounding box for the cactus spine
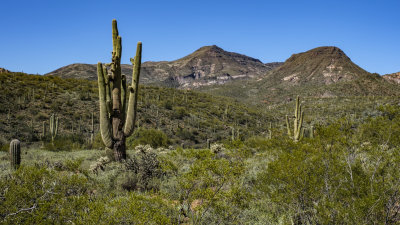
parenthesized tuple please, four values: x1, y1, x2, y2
(10, 139, 21, 169)
(286, 96, 304, 141)
(97, 19, 141, 161)
(49, 114, 58, 143)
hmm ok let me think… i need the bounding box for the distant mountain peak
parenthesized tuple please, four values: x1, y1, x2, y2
(276, 46, 371, 85)
(196, 45, 223, 52)
(287, 46, 348, 63)
(183, 45, 263, 64)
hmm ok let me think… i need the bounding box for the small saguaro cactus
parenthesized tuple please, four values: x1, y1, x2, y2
(268, 122, 272, 139)
(10, 139, 21, 170)
(40, 121, 46, 149)
(49, 114, 58, 143)
(90, 112, 95, 145)
(310, 125, 314, 138)
(97, 19, 142, 161)
(286, 96, 304, 142)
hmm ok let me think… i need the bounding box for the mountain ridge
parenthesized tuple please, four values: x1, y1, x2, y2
(45, 45, 280, 88)
(199, 46, 400, 104)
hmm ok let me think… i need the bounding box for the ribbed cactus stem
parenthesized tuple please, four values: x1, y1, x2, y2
(286, 96, 304, 142)
(42, 121, 46, 137)
(49, 114, 58, 143)
(10, 139, 21, 170)
(91, 112, 95, 145)
(269, 122, 272, 139)
(286, 115, 292, 136)
(310, 125, 314, 138)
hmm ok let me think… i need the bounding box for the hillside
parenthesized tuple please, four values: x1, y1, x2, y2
(201, 46, 400, 104)
(0, 72, 274, 150)
(383, 72, 400, 84)
(45, 45, 280, 88)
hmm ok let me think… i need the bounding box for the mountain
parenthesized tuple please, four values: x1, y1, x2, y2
(270, 46, 373, 85)
(383, 72, 400, 84)
(45, 45, 279, 88)
(200, 46, 399, 103)
(0, 68, 11, 73)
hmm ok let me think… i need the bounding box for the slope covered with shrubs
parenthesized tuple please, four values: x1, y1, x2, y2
(1, 105, 400, 224)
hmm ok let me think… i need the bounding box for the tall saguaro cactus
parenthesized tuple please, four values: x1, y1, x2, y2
(10, 139, 21, 170)
(97, 19, 141, 161)
(286, 96, 304, 141)
(50, 114, 58, 143)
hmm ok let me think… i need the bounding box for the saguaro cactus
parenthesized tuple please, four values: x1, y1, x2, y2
(97, 19, 141, 161)
(286, 96, 304, 141)
(310, 125, 314, 138)
(90, 112, 94, 145)
(10, 139, 21, 170)
(50, 114, 58, 143)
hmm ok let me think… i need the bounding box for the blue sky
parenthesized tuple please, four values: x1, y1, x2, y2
(0, 0, 399, 75)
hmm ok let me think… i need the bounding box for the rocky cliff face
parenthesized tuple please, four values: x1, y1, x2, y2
(383, 72, 400, 84)
(45, 45, 279, 88)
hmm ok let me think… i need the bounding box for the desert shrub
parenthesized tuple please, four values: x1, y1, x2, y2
(123, 145, 165, 192)
(176, 128, 195, 141)
(92, 132, 105, 150)
(127, 128, 169, 149)
(98, 193, 179, 224)
(164, 100, 173, 110)
(161, 148, 251, 224)
(256, 121, 400, 224)
(44, 134, 86, 151)
(172, 106, 188, 119)
(0, 165, 91, 224)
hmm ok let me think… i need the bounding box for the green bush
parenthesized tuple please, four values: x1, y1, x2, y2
(256, 121, 400, 224)
(127, 128, 169, 149)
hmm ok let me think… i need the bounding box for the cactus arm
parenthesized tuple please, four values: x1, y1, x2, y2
(299, 128, 304, 141)
(121, 74, 127, 119)
(124, 42, 142, 137)
(103, 66, 112, 117)
(55, 117, 58, 138)
(49, 114, 58, 142)
(286, 115, 292, 136)
(97, 62, 113, 148)
(294, 96, 299, 136)
(294, 111, 304, 141)
(112, 19, 119, 56)
(50, 114, 53, 136)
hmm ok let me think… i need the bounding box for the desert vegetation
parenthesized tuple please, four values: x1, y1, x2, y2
(1, 19, 400, 224)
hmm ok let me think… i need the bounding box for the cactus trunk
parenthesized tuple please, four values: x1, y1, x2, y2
(49, 114, 58, 143)
(10, 139, 21, 170)
(286, 96, 304, 142)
